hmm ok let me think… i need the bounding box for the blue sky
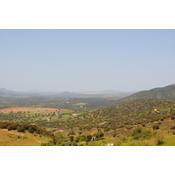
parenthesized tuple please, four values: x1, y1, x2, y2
(0, 29, 174, 92)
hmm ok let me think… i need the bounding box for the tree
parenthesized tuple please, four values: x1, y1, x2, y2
(86, 135, 92, 142)
(70, 136, 74, 142)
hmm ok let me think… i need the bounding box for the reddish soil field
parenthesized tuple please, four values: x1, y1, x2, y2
(0, 107, 67, 113)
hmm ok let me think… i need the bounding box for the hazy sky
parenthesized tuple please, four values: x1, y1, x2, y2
(0, 29, 174, 92)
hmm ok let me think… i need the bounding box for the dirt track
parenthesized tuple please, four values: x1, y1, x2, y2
(0, 107, 67, 113)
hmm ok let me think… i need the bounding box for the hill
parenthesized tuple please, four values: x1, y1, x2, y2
(0, 129, 51, 146)
(115, 84, 175, 105)
(0, 88, 14, 94)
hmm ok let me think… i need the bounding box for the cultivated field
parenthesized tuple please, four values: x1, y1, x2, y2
(0, 107, 67, 113)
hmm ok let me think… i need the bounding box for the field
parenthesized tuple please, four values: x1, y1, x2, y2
(0, 107, 66, 113)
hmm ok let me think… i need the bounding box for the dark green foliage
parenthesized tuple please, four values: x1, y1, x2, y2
(0, 122, 12, 129)
(17, 126, 25, 132)
(0, 122, 49, 136)
(132, 128, 142, 136)
(49, 133, 54, 138)
(132, 128, 151, 140)
(7, 124, 19, 131)
(70, 136, 74, 142)
(153, 124, 159, 130)
(75, 135, 86, 142)
(68, 130, 75, 136)
(45, 134, 77, 146)
(86, 135, 92, 142)
(93, 132, 104, 138)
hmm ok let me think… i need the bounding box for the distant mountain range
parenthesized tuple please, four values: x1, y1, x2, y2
(1, 84, 175, 102)
(0, 88, 14, 94)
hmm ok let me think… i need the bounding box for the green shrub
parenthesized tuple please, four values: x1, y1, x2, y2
(76, 135, 86, 142)
(132, 128, 142, 136)
(132, 128, 151, 140)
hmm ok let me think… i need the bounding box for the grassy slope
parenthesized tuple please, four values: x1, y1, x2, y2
(0, 129, 51, 146)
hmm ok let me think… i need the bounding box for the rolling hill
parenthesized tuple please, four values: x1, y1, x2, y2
(115, 84, 175, 105)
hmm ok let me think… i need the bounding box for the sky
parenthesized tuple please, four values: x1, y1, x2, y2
(0, 29, 175, 92)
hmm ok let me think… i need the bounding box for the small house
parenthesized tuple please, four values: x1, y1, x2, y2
(91, 136, 96, 141)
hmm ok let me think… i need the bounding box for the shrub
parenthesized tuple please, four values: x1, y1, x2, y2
(156, 134, 164, 145)
(104, 127, 110, 132)
(76, 135, 86, 142)
(17, 126, 25, 132)
(86, 135, 92, 142)
(0, 122, 11, 129)
(171, 125, 175, 130)
(132, 128, 151, 140)
(68, 130, 75, 136)
(119, 135, 127, 142)
(153, 124, 159, 130)
(173, 131, 175, 135)
(171, 116, 175, 120)
(70, 136, 74, 142)
(93, 132, 104, 138)
(7, 124, 19, 131)
(113, 132, 117, 138)
(126, 126, 133, 130)
(132, 128, 142, 135)
(142, 124, 145, 127)
(49, 133, 54, 138)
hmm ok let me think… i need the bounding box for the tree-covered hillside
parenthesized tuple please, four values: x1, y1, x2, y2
(115, 84, 175, 105)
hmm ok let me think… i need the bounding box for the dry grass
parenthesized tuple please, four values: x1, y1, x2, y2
(0, 129, 51, 146)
